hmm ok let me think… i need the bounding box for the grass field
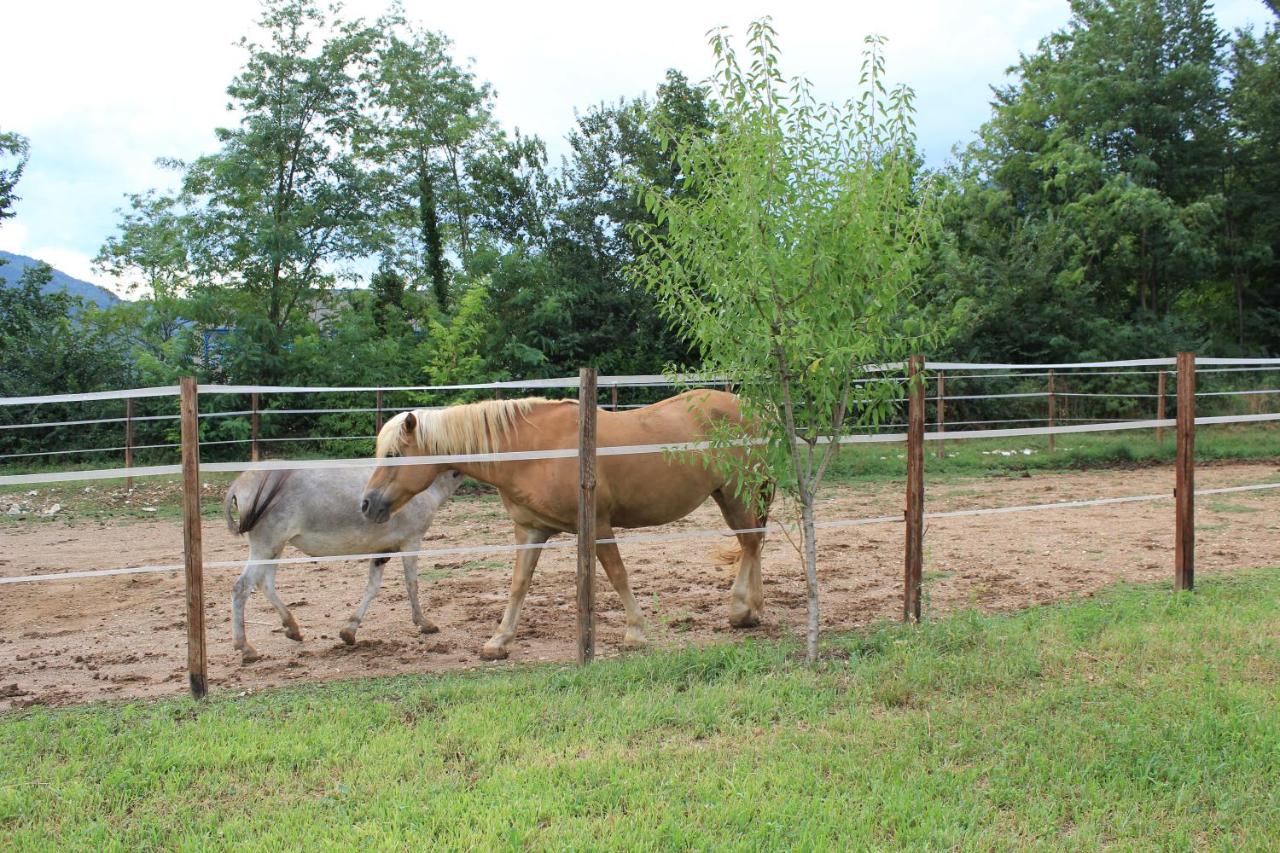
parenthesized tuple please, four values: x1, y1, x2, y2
(2, 570, 1277, 849)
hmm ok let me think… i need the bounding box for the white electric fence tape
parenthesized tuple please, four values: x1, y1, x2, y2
(2, 482, 1275, 586)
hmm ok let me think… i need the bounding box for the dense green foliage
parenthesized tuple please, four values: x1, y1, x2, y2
(926, 0, 1280, 362)
(3, 571, 1279, 847)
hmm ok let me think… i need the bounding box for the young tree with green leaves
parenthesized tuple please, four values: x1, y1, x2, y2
(632, 21, 937, 661)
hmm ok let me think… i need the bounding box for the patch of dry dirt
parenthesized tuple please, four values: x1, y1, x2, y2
(1, 461, 1277, 709)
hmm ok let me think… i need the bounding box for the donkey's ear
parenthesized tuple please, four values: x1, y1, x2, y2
(402, 412, 417, 436)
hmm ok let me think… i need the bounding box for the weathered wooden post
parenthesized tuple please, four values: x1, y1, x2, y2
(935, 371, 946, 460)
(904, 355, 925, 623)
(1156, 370, 1167, 445)
(124, 398, 135, 491)
(1175, 352, 1195, 592)
(375, 389, 384, 434)
(250, 392, 260, 463)
(1047, 369, 1057, 453)
(576, 367, 598, 663)
(180, 377, 208, 699)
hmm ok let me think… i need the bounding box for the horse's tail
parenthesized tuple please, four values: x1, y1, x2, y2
(712, 541, 743, 570)
(224, 471, 291, 536)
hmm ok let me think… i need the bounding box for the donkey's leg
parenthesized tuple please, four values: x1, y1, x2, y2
(232, 540, 283, 662)
(261, 561, 302, 642)
(231, 560, 266, 662)
(594, 531, 648, 650)
(401, 554, 439, 635)
(711, 489, 768, 628)
(339, 557, 387, 646)
(481, 525, 551, 661)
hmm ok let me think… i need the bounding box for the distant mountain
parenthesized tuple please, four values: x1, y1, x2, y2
(0, 250, 123, 309)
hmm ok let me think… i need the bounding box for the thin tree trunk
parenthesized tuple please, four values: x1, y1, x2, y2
(418, 162, 448, 312)
(801, 488, 819, 662)
(1235, 273, 1246, 347)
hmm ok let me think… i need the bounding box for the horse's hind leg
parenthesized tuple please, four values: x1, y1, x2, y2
(594, 532, 648, 650)
(711, 488, 768, 628)
(261, 561, 302, 642)
(401, 555, 439, 635)
(482, 525, 551, 660)
(339, 557, 387, 646)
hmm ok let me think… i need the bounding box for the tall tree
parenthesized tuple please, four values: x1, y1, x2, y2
(368, 10, 495, 310)
(926, 0, 1235, 360)
(94, 191, 191, 343)
(1224, 20, 1280, 347)
(175, 0, 379, 379)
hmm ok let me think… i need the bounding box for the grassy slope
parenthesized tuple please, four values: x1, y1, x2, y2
(2, 571, 1278, 850)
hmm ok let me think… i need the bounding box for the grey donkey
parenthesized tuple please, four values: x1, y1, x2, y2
(223, 467, 463, 662)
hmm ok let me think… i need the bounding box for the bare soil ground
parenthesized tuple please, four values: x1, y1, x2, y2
(1, 461, 1278, 710)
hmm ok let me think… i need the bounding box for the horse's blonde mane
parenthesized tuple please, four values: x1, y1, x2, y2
(376, 398, 556, 458)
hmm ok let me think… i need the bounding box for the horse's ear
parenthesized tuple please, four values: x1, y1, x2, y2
(402, 412, 417, 437)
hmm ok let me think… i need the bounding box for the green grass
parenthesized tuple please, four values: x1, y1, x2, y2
(825, 423, 1278, 483)
(3, 570, 1279, 849)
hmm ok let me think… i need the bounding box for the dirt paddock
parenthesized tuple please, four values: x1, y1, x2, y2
(2, 461, 1278, 710)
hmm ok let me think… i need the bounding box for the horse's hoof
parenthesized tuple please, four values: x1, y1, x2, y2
(728, 609, 761, 629)
(479, 644, 509, 661)
(241, 649, 262, 664)
(417, 621, 440, 635)
(339, 627, 357, 646)
(622, 632, 649, 651)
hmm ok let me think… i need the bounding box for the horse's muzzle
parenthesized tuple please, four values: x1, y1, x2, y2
(361, 490, 392, 524)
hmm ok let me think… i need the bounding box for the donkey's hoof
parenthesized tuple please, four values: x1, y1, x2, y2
(285, 627, 303, 642)
(339, 627, 357, 646)
(479, 643, 509, 661)
(417, 620, 440, 636)
(241, 649, 263, 664)
(728, 608, 761, 629)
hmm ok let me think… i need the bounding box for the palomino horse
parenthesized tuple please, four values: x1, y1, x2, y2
(360, 390, 772, 660)
(224, 467, 462, 662)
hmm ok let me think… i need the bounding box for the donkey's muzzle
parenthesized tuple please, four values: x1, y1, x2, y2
(361, 490, 392, 524)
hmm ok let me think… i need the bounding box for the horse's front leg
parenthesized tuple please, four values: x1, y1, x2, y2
(594, 533, 648, 650)
(481, 525, 551, 660)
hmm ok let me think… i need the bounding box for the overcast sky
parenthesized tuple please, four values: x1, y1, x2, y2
(2, 0, 1273, 292)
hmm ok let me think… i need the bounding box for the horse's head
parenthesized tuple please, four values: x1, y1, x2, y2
(361, 411, 453, 523)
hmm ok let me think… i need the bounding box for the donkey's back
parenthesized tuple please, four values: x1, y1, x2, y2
(224, 468, 458, 557)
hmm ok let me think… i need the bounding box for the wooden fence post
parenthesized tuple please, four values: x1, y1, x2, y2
(610, 384, 618, 412)
(904, 355, 925, 623)
(1047, 369, 1056, 453)
(1156, 370, 1167, 445)
(375, 389, 384, 434)
(250, 392, 260, 463)
(1175, 352, 1196, 592)
(124, 398, 134, 491)
(180, 377, 208, 699)
(935, 371, 946, 460)
(576, 367, 598, 664)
